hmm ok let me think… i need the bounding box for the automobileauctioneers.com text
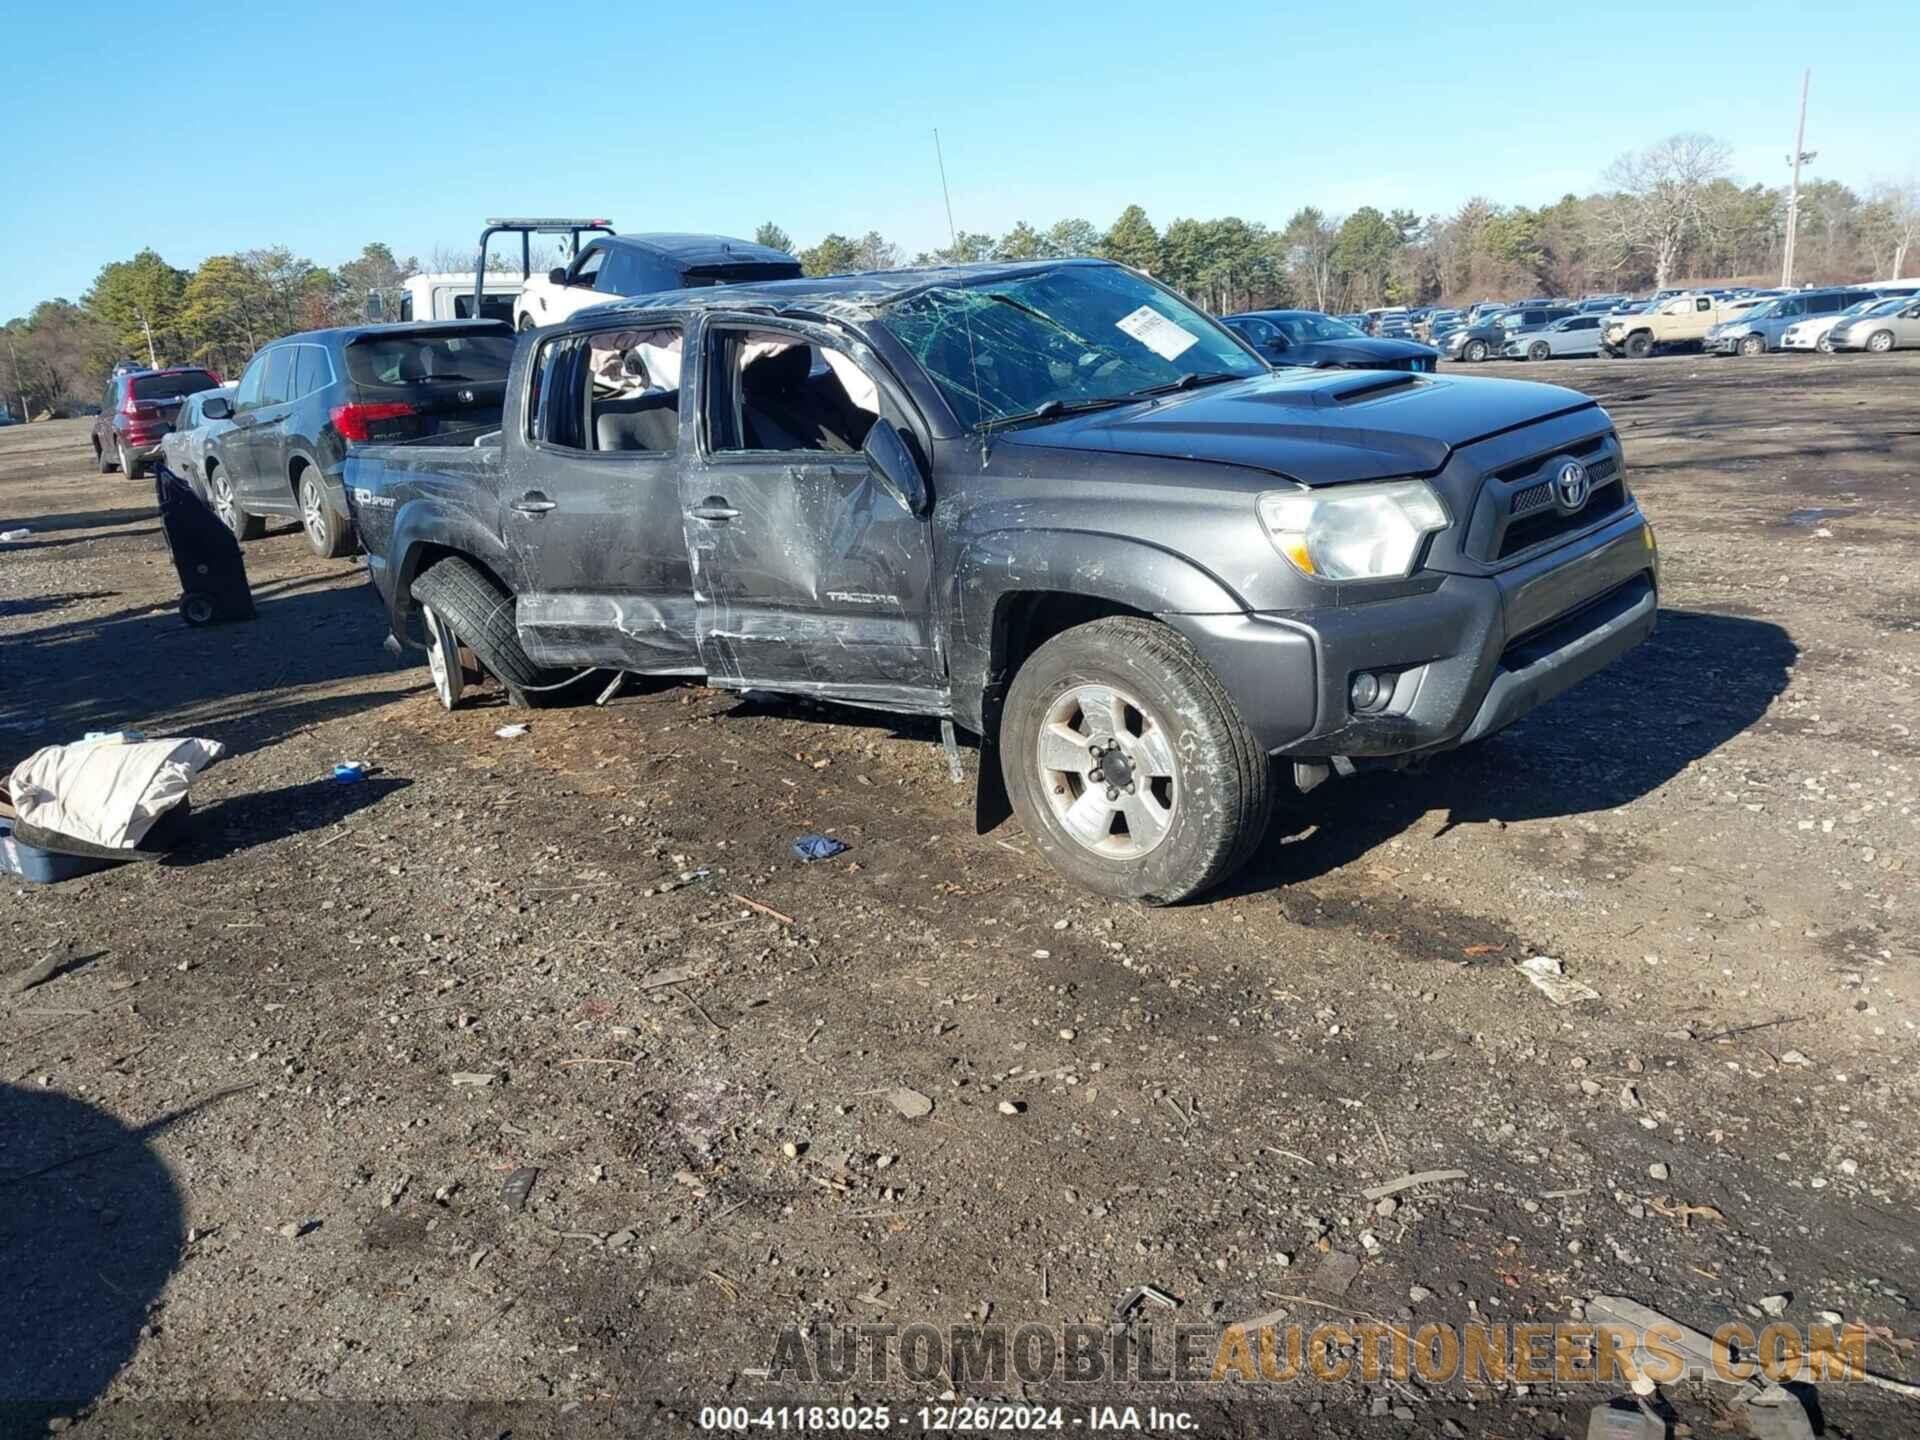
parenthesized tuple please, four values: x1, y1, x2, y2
(760, 1317, 1869, 1388)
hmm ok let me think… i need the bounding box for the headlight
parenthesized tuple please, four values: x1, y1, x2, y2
(1258, 480, 1449, 581)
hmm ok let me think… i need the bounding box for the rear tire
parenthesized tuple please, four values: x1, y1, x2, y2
(95, 439, 115, 473)
(1001, 616, 1271, 904)
(297, 469, 352, 558)
(180, 593, 217, 627)
(118, 441, 144, 480)
(517, 314, 538, 333)
(1624, 333, 1654, 360)
(408, 556, 569, 708)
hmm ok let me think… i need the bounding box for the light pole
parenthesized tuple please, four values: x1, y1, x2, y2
(1781, 69, 1816, 288)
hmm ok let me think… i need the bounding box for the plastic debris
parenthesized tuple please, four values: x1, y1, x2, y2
(501, 1166, 540, 1213)
(332, 762, 366, 784)
(1518, 954, 1601, 1006)
(792, 833, 850, 862)
(494, 724, 529, 739)
(0, 528, 31, 542)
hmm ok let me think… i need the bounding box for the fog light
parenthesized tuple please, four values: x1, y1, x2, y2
(1350, 672, 1384, 712)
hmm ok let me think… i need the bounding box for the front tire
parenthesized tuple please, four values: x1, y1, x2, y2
(1001, 617, 1271, 904)
(1866, 329, 1896, 353)
(1464, 339, 1488, 363)
(297, 470, 352, 558)
(1624, 333, 1654, 360)
(1739, 334, 1767, 357)
(1817, 334, 1835, 354)
(1527, 341, 1551, 362)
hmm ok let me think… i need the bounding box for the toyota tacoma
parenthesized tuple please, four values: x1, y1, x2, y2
(345, 259, 1658, 903)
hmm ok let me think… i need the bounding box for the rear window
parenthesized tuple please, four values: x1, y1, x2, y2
(346, 332, 515, 388)
(132, 370, 218, 401)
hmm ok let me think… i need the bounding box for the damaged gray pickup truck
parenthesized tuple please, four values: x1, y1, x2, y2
(346, 259, 1658, 903)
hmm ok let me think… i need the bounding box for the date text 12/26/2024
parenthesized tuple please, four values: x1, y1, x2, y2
(698, 1405, 1198, 1431)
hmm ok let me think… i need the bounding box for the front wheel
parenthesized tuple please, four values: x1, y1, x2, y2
(1464, 340, 1488, 363)
(1817, 334, 1835, 354)
(1624, 333, 1654, 360)
(1738, 334, 1767, 357)
(1001, 617, 1271, 904)
(1866, 330, 1896, 353)
(1527, 341, 1551, 362)
(298, 470, 352, 558)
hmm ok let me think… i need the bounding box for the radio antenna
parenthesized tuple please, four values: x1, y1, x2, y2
(934, 128, 989, 464)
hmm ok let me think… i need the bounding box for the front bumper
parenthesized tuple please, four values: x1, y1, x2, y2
(1169, 509, 1659, 760)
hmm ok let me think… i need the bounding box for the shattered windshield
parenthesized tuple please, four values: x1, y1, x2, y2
(877, 264, 1264, 430)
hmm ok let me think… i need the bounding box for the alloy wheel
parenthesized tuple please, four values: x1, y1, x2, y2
(421, 603, 464, 710)
(301, 476, 329, 549)
(211, 474, 236, 530)
(1036, 682, 1178, 860)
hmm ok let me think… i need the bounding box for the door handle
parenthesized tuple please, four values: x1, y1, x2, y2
(511, 493, 556, 515)
(689, 497, 740, 521)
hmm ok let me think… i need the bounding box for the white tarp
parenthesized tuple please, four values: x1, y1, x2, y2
(8, 736, 225, 849)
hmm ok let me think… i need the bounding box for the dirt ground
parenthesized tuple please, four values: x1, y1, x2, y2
(3, 351, 1918, 1439)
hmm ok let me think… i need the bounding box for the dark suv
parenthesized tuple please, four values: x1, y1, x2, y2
(92, 367, 222, 478)
(201, 321, 514, 557)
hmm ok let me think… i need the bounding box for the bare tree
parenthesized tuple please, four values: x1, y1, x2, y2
(1597, 133, 1733, 290)
(1863, 178, 1920, 279)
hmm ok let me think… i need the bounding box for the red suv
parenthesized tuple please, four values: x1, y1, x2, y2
(92, 367, 221, 479)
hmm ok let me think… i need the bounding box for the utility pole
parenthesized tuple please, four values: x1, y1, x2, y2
(1781, 68, 1815, 289)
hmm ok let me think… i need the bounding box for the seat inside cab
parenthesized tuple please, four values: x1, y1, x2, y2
(588, 329, 684, 453)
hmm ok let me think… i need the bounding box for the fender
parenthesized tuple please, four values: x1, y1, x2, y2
(944, 527, 1250, 734)
(384, 499, 521, 648)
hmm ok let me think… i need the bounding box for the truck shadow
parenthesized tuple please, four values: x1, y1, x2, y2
(0, 583, 410, 763)
(0, 1084, 192, 1430)
(1227, 608, 1797, 896)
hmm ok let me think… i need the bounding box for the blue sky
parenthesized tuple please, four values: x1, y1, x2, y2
(2, 0, 1915, 320)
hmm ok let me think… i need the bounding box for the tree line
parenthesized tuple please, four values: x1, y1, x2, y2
(6, 132, 1916, 419)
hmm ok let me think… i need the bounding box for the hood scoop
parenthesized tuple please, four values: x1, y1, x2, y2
(1239, 370, 1427, 409)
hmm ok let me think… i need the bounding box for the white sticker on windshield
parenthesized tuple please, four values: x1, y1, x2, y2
(1115, 305, 1199, 362)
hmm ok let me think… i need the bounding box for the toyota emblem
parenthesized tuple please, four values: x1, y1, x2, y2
(1555, 460, 1590, 512)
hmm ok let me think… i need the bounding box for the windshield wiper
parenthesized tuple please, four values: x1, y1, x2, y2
(1127, 371, 1244, 399)
(981, 394, 1145, 431)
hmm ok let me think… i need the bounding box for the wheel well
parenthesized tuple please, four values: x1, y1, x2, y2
(990, 592, 1157, 687)
(398, 544, 512, 639)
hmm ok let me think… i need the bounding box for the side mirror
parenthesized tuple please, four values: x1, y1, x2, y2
(1269, 333, 1290, 351)
(548, 267, 568, 286)
(201, 396, 232, 420)
(863, 417, 930, 517)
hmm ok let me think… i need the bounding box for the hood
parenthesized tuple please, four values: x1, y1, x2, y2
(1003, 370, 1596, 485)
(1282, 337, 1436, 365)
